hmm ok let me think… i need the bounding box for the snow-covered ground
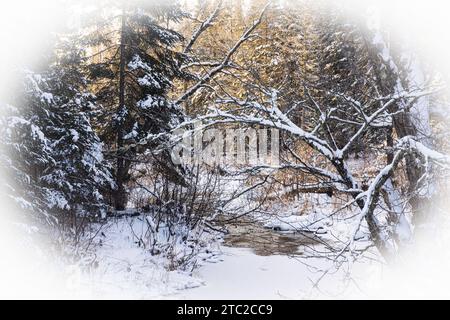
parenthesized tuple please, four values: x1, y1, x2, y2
(168, 244, 385, 299)
(61, 214, 224, 299)
(169, 246, 319, 299)
(67, 209, 380, 299)
(54, 212, 358, 299)
(5, 211, 450, 299)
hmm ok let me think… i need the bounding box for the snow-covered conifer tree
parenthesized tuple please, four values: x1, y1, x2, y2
(1, 42, 114, 232)
(83, 1, 191, 210)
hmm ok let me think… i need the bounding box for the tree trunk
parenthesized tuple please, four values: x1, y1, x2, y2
(392, 110, 433, 235)
(113, 10, 128, 211)
(331, 158, 394, 261)
(367, 27, 432, 240)
(386, 125, 394, 165)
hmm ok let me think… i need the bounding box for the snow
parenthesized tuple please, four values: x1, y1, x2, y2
(168, 244, 376, 299)
(138, 95, 163, 109)
(402, 136, 450, 163)
(204, 107, 335, 160)
(68, 214, 223, 298)
(385, 179, 412, 242)
(31, 124, 46, 142)
(8, 116, 29, 126)
(123, 122, 139, 140)
(69, 129, 79, 142)
(41, 92, 54, 104)
(46, 189, 70, 210)
(128, 55, 152, 73)
(263, 213, 328, 234)
(171, 246, 314, 299)
(138, 75, 162, 89)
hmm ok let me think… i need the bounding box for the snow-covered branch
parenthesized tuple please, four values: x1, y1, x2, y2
(183, 1, 222, 55)
(175, 3, 269, 104)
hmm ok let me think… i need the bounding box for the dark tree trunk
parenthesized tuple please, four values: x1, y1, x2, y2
(386, 125, 394, 165)
(113, 11, 129, 211)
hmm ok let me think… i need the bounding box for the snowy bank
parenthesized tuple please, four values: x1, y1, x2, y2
(70, 213, 223, 298)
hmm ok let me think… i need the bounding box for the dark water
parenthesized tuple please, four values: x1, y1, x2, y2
(223, 221, 322, 256)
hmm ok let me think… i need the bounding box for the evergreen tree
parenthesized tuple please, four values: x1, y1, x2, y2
(82, 0, 191, 210)
(0, 42, 114, 231)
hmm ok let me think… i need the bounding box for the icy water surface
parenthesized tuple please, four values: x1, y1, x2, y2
(223, 220, 322, 256)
